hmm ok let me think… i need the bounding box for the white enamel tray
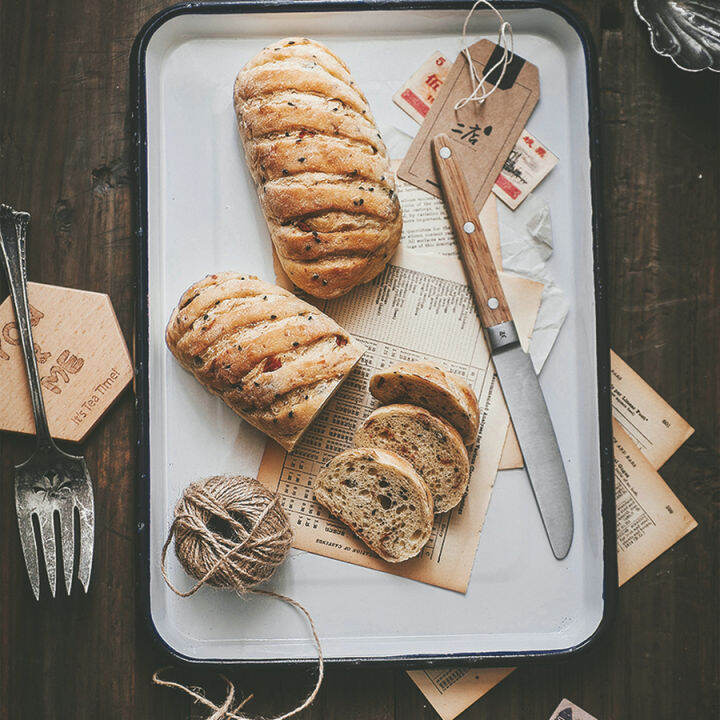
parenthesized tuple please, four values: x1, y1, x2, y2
(132, 0, 615, 665)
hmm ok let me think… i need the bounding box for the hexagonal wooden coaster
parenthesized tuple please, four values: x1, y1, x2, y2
(0, 282, 133, 442)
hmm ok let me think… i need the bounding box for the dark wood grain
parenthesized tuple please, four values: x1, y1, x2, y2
(1, 1, 718, 719)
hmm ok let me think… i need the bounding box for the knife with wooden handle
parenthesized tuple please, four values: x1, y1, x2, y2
(431, 133, 574, 559)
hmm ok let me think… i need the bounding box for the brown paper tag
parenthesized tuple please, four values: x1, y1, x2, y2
(0, 282, 133, 442)
(393, 50, 452, 123)
(398, 39, 539, 211)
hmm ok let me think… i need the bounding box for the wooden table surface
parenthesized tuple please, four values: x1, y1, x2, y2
(1, 1, 718, 718)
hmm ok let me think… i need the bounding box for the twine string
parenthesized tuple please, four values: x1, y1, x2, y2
(156, 475, 324, 720)
(454, 0, 514, 111)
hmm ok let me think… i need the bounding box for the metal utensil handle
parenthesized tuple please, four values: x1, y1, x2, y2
(0, 205, 54, 449)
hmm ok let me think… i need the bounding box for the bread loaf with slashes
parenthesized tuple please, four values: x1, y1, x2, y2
(166, 272, 364, 451)
(233, 37, 402, 299)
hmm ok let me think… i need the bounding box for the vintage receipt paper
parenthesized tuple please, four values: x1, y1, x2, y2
(610, 350, 694, 468)
(408, 417, 697, 718)
(493, 130, 558, 209)
(258, 248, 542, 591)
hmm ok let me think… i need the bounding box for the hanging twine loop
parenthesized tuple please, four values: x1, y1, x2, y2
(157, 475, 324, 720)
(454, 0, 515, 111)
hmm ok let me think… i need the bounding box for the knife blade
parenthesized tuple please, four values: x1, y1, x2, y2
(431, 133, 573, 559)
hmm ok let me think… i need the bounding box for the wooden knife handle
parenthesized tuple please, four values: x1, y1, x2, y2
(431, 133, 512, 329)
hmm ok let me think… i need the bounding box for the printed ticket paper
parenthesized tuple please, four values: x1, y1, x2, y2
(259, 248, 543, 592)
(408, 417, 697, 720)
(493, 130, 558, 209)
(612, 419, 697, 584)
(393, 51, 452, 124)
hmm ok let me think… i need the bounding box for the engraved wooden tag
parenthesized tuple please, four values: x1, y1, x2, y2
(398, 40, 540, 211)
(0, 282, 133, 442)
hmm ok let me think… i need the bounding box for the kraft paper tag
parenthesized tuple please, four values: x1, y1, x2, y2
(398, 39, 540, 211)
(0, 282, 133, 442)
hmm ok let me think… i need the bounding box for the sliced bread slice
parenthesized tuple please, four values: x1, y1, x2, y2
(313, 447, 434, 562)
(354, 404, 470, 513)
(368, 361, 480, 445)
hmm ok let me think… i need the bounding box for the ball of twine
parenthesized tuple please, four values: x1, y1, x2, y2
(158, 475, 323, 720)
(161, 475, 293, 596)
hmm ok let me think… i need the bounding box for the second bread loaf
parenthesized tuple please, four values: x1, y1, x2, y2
(165, 272, 364, 451)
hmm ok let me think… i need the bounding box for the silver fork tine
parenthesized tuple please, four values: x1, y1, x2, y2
(0, 205, 95, 599)
(76, 476, 94, 592)
(58, 503, 76, 595)
(37, 509, 58, 597)
(16, 511, 41, 601)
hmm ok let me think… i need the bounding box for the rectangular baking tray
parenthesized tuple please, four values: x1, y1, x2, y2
(132, 0, 616, 666)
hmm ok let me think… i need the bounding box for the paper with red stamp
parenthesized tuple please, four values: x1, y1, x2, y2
(393, 51, 451, 123)
(493, 130, 559, 209)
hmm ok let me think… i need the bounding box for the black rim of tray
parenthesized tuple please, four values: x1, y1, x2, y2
(130, 0, 617, 668)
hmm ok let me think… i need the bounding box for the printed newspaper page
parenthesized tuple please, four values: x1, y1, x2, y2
(612, 419, 697, 585)
(258, 248, 542, 592)
(408, 416, 697, 718)
(610, 350, 694, 469)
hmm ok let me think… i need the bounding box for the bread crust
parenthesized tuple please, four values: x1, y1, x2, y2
(354, 404, 470, 513)
(368, 361, 480, 445)
(165, 272, 364, 450)
(313, 447, 434, 562)
(234, 37, 402, 299)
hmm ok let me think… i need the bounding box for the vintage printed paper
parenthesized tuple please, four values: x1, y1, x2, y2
(613, 420, 697, 584)
(610, 350, 694, 469)
(396, 175, 502, 269)
(398, 40, 539, 212)
(493, 130, 558, 209)
(259, 248, 542, 592)
(393, 50, 452, 124)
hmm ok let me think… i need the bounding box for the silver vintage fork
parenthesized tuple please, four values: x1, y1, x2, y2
(0, 204, 94, 599)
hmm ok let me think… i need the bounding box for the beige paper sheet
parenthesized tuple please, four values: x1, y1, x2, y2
(612, 419, 697, 584)
(408, 418, 697, 719)
(610, 350, 694, 469)
(258, 248, 542, 592)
